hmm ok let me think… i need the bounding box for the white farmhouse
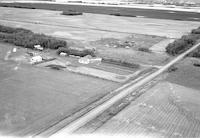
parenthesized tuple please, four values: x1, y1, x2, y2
(30, 56, 43, 64)
(34, 45, 43, 51)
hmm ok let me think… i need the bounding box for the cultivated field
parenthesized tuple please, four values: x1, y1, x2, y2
(95, 81, 200, 137)
(1, 2, 200, 21)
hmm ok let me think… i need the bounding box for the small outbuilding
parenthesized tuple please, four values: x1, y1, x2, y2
(59, 52, 67, 56)
(12, 48, 17, 53)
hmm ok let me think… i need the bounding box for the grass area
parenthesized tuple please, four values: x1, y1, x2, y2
(102, 57, 140, 69)
(166, 57, 200, 90)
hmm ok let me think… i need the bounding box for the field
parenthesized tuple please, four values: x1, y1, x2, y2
(80, 56, 200, 137)
(0, 7, 199, 65)
(95, 81, 200, 137)
(0, 7, 199, 39)
(1, 2, 200, 21)
(0, 4, 200, 136)
(0, 43, 120, 136)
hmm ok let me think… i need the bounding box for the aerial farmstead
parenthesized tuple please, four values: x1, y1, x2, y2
(0, 1, 200, 137)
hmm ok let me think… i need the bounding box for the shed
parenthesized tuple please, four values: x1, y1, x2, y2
(60, 52, 67, 56)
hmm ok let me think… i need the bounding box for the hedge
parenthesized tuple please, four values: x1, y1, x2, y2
(138, 47, 151, 52)
(0, 25, 32, 34)
(0, 3, 36, 9)
(62, 10, 83, 16)
(102, 58, 140, 69)
(57, 47, 96, 57)
(109, 13, 136, 17)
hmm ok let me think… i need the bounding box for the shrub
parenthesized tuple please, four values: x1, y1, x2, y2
(62, 10, 83, 16)
(82, 49, 96, 57)
(110, 13, 136, 17)
(102, 58, 140, 68)
(191, 27, 200, 34)
(166, 39, 188, 56)
(189, 48, 200, 58)
(193, 63, 200, 67)
(182, 34, 200, 45)
(110, 13, 121, 16)
(138, 47, 151, 52)
(57, 47, 68, 55)
(46, 64, 66, 70)
(57, 47, 96, 57)
(167, 65, 178, 72)
(0, 3, 35, 9)
(0, 32, 16, 43)
(33, 34, 67, 49)
(13, 5, 36, 9)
